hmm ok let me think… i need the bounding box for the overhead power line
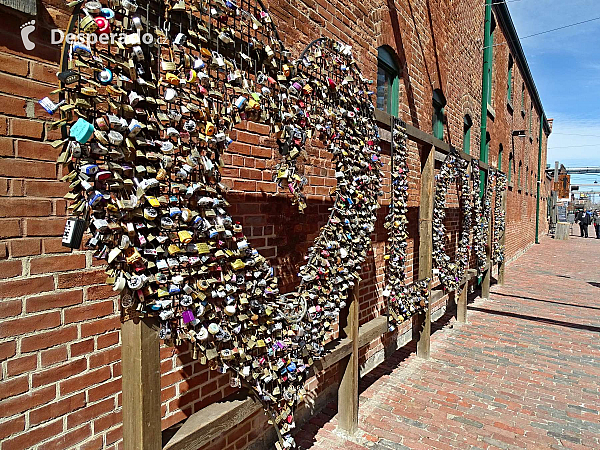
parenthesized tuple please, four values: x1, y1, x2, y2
(548, 144, 600, 149)
(552, 132, 600, 138)
(484, 16, 600, 49)
(520, 16, 600, 40)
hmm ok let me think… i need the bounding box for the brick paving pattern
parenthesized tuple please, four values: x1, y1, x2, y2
(295, 236, 600, 449)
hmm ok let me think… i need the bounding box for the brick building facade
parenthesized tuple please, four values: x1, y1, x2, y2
(0, 0, 551, 449)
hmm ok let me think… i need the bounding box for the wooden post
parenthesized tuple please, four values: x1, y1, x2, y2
(456, 161, 472, 323)
(415, 144, 434, 359)
(122, 317, 162, 450)
(498, 188, 507, 285)
(337, 282, 360, 435)
(457, 282, 468, 323)
(482, 212, 493, 300)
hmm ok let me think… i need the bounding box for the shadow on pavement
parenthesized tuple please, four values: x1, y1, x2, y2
(492, 291, 600, 311)
(467, 306, 600, 333)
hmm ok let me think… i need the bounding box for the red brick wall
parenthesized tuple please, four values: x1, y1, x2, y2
(486, 12, 552, 260)
(0, 1, 550, 449)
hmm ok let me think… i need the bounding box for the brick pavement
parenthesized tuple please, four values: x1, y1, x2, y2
(294, 236, 600, 449)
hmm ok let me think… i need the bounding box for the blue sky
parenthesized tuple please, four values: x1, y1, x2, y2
(508, 0, 600, 196)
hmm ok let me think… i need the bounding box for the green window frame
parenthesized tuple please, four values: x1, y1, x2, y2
(507, 55, 513, 104)
(376, 46, 399, 117)
(518, 161, 522, 188)
(508, 155, 513, 183)
(463, 115, 472, 154)
(433, 89, 446, 140)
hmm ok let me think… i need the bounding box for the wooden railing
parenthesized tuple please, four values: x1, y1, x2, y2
(121, 109, 506, 450)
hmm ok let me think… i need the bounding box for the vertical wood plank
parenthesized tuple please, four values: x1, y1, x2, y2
(482, 214, 493, 299)
(122, 317, 162, 450)
(337, 282, 360, 435)
(456, 282, 468, 323)
(498, 188, 507, 285)
(416, 144, 435, 359)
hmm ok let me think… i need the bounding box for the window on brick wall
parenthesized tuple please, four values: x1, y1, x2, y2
(529, 104, 533, 137)
(0, 0, 36, 14)
(507, 55, 513, 106)
(508, 153, 514, 183)
(376, 46, 399, 117)
(498, 144, 503, 172)
(526, 166, 529, 191)
(433, 89, 446, 140)
(521, 83, 525, 114)
(485, 16, 497, 107)
(518, 161, 522, 189)
(482, 132, 491, 164)
(463, 115, 472, 154)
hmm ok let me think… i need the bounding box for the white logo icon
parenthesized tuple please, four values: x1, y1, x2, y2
(21, 20, 36, 51)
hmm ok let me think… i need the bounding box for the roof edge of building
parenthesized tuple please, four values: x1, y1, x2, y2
(493, 2, 552, 135)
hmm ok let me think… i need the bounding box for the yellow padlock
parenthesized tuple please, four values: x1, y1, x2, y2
(196, 242, 210, 254)
(146, 196, 160, 207)
(80, 15, 98, 33)
(165, 73, 180, 85)
(231, 259, 245, 270)
(168, 244, 181, 255)
(156, 168, 167, 181)
(178, 230, 193, 244)
(124, 247, 142, 265)
(205, 122, 215, 136)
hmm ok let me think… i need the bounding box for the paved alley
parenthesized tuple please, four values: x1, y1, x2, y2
(295, 236, 600, 449)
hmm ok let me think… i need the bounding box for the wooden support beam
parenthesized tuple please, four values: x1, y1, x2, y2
(374, 110, 504, 176)
(481, 215, 493, 300)
(416, 143, 435, 359)
(457, 283, 468, 323)
(337, 282, 360, 435)
(122, 317, 161, 450)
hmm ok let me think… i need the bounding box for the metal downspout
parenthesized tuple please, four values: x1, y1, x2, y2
(480, 0, 492, 196)
(477, 0, 492, 285)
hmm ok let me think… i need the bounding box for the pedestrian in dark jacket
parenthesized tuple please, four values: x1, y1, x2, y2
(593, 210, 600, 239)
(576, 210, 591, 237)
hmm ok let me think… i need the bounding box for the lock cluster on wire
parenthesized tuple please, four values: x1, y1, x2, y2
(384, 119, 429, 328)
(492, 172, 507, 264)
(431, 153, 503, 292)
(45, 0, 390, 445)
(471, 160, 487, 272)
(432, 153, 470, 292)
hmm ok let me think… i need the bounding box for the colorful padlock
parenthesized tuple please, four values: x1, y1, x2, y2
(69, 118, 94, 144)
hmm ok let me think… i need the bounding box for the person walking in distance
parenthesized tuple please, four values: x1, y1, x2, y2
(575, 209, 590, 238)
(594, 210, 600, 239)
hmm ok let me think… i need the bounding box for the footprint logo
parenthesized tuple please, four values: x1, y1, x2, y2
(20, 20, 36, 51)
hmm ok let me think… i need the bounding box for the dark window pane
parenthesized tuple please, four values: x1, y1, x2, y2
(376, 66, 389, 112)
